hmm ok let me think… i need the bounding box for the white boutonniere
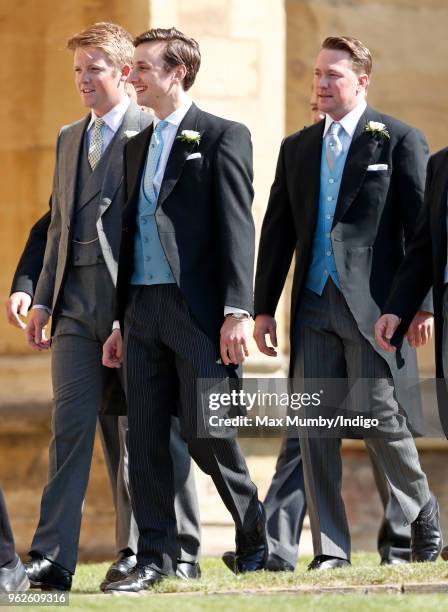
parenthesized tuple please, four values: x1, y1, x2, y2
(177, 129, 201, 145)
(124, 130, 139, 139)
(365, 121, 390, 140)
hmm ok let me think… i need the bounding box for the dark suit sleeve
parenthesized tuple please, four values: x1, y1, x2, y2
(384, 153, 435, 329)
(394, 127, 433, 314)
(254, 140, 297, 317)
(214, 123, 256, 314)
(9, 203, 51, 298)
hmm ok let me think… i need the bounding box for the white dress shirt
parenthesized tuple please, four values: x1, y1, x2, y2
(323, 99, 367, 145)
(87, 95, 130, 152)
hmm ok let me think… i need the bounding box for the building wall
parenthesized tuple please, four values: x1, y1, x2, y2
(1, 0, 445, 367)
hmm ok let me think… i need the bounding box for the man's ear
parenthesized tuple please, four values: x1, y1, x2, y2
(172, 64, 187, 86)
(120, 64, 132, 82)
(357, 73, 369, 92)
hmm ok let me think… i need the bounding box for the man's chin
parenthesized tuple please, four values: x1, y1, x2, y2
(136, 95, 151, 108)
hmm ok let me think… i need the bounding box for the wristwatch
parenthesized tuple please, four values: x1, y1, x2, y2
(225, 312, 250, 320)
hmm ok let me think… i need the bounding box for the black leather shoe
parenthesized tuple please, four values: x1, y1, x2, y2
(223, 550, 294, 573)
(380, 557, 408, 566)
(307, 555, 351, 571)
(0, 555, 30, 592)
(265, 554, 295, 572)
(411, 493, 442, 562)
(24, 554, 72, 591)
(221, 550, 235, 572)
(104, 565, 164, 593)
(99, 552, 137, 592)
(234, 502, 268, 574)
(176, 561, 201, 580)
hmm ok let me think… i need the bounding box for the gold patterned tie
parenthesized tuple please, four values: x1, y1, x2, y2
(88, 117, 105, 170)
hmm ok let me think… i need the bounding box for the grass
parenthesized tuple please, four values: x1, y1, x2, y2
(49, 594, 448, 612)
(72, 553, 448, 594)
(28, 554, 448, 611)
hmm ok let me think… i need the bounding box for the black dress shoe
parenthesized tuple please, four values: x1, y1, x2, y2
(265, 554, 295, 572)
(176, 561, 201, 580)
(221, 550, 235, 572)
(411, 493, 442, 562)
(307, 555, 351, 571)
(234, 502, 268, 574)
(380, 557, 408, 566)
(0, 555, 30, 592)
(24, 554, 72, 591)
(104, 565, 164, 593)
(99, 552, 137, 592)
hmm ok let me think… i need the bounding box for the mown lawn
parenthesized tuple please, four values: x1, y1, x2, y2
(28, 553, 448, 611)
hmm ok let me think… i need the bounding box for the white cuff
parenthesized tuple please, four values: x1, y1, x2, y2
(32, 304, 52, 315)
(224, 305, 250, 317)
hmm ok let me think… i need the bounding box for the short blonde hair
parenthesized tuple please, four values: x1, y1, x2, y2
(67, 22, 134, 70)
(322, 36, 372, 76)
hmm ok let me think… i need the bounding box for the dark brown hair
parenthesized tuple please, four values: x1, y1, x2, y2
(134, 27, 201, 91)
(321, 36, 372, 76)
(67, 22, 134, 71)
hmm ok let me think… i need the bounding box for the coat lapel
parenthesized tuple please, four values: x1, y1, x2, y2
(332, 106, 381, 228)
(157, 103, 200, 209)
(431, 152, 448, 280)
(295, 121, 325, 236)
(97, 102, 148, 218)
(62, 116, 88, 220)
(124, 123, 154, 218)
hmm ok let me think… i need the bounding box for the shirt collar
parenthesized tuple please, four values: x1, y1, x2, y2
(88, 96, 130, 133)
(323, 99, 367, 139)
(154, 98, 192, 129)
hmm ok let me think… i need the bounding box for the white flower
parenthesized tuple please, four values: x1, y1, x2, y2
(124, 130, 139, 138)
(177, 129, 201, 145)
(365, 121, 390, 139)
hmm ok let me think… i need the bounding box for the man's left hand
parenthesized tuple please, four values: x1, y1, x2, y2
(220, 317, 250, 365)
(406, 310, 434, 348)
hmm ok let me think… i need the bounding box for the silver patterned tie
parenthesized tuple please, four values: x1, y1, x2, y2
(326, 122, 343, 171)
(88, 117, 105, 170)
(143, 120, 168, 201)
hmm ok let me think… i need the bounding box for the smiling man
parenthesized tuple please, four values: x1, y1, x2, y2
(254, 36, 441, 570)
(102, 27, 267, 592)
(22, 22, 201, 592)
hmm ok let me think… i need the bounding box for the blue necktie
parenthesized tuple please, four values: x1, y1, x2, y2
(143, 120, 168, 201)
(326, 122, 343, 171)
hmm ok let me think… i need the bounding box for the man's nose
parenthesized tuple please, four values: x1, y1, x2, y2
(128, 68, 138, 83)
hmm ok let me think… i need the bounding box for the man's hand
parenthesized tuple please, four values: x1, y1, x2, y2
(253, 314, 278, 357)
(25, 309, 51, 350)
(103, 329, 123, 368)
(6, 292, 32, 329)
(405, 310, 433, 348)
(220, 317, 249, 366)
(374, 314, 401, 352)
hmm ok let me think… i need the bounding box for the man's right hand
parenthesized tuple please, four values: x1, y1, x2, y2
(374, 314, 401, 352)
(253, 314, 278, 357)
(26, 308, 51, 350)
(103, 329, 123, 368)
(6, 292, 32, 329)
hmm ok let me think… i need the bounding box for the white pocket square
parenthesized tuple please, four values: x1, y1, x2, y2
(367, 164, 388, 171)
(186, 152, 202, 161)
